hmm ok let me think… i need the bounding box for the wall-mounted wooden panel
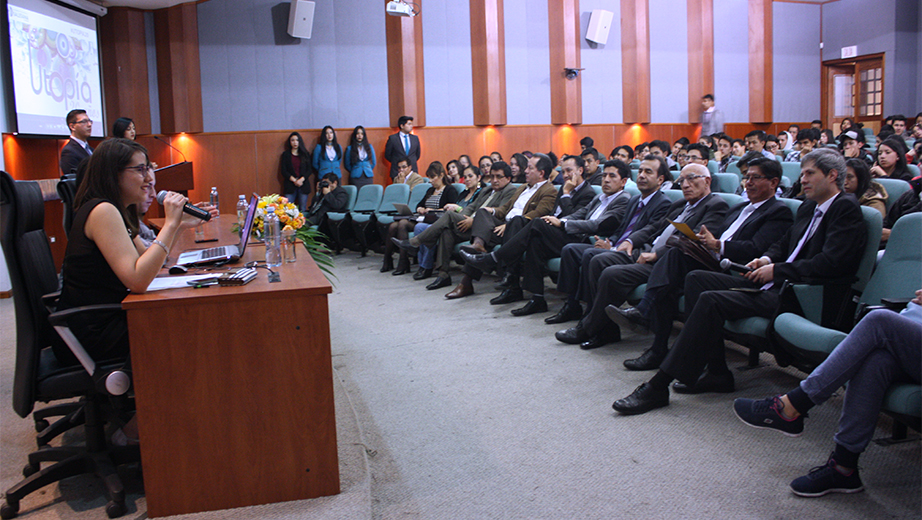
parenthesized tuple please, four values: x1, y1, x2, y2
(748, 0, 773, 123)
(687, 0, 714, 126)
(386, 12, 426, 127)
(100, 7, 152, 135)
(154, 3, 204, 134)
(469, 0, 507, 126)
(548, 0, 581, 125)
(621, 0, 651, 124)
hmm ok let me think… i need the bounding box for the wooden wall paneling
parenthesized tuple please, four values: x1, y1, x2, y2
(485, 126, 554, 161)
(385, 10, 426, 127)
(100, 7, 152, 135)
(154, 3, 204, 134)
(255, 132, 290, 197)
(748, 0, 773, 123)
(361, 127, 395, 185)
(620, 0, 651, 124)
(173, 133, 256, 214)
(570, 124, 617, 159)
(552, 125, 583, 158)
(547, 0, 582, 125)
(469, 0, 507, 126)
(416, 127, 490, 173)
(686, 0, 714, 127)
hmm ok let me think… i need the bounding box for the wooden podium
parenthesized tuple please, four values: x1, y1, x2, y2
(154, 161, 194, 193)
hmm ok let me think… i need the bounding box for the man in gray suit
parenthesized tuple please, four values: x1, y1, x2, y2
(462, 160, 633, 316)
(393, 161, 518, 290)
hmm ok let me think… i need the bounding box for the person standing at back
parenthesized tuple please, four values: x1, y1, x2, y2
(384, 115, 421, 180)
(61, 109, 94, 187)
(700, 94, 724, 136)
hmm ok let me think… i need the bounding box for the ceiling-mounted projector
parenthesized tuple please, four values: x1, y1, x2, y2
(386, 1, 418, 17)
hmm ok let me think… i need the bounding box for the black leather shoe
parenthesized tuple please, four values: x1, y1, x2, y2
(490, 288, 523, 305)
(511, 297, 548, 316)
(460, 250, 497, 272)
(380, 256, 393, 273)
(605, 305, 651, 335)
(426, 275, 452, 290)
(392, 258, 410, 276)
(493, 272, 514, 290)
(391, 237, 419, 256)
(460, 244, 487, 255)
(545, 300, 584, 324)
(555, 325, 590, 345)
(612, 382, 669, 415)
(413, 267, 433, 280)
(672, 371, 735, 394)
(580, 327, 621, 350)
(623, 348, 666, 371)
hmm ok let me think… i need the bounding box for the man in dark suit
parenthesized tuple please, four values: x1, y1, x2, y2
(546, 156, 673, 326)
(581, 148, 604, 185)
(612, 148, 868, 415)
(445, 154, 558, 299)
(556, 162, 729, 350)
(60, 109, 94, 185)
(384, 115, 421, 179)
(463, 159, 633, 314)
(610, 156, 794, 370)
(307, 173, 349, 226)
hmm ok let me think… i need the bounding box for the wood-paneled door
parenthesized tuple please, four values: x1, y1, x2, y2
(822, 53, 885, 134)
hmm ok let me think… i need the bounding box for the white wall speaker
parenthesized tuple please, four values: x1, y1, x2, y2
(586, 9, 613, 45)
(288, 0, 316, 39)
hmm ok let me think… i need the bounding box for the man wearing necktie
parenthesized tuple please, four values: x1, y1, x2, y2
(612, 148, 868, 416)
(384, 115, 421, 179)
(60, 109, 94, 187)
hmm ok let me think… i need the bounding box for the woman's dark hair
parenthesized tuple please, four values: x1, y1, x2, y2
(674, 137, 690, 147)
(318, 125, 342, 158)
(458, 154, 472, 168)
(348, 125, 369, 165)
(510, 152, 528, 172)
(877, 136, 909, 177)
(111, 117, 134, 139)
(634, 142, 648, 156)
(286, 131, 309, 156)
(846, 158, 871, 197)
(74, 138, 148, 236)
(425, 161, 447, 183)
(821, 129, 835, 145)
(699, 135, 715, 149)
(840, 117, 854, 131)
(446, 159, 462, 177)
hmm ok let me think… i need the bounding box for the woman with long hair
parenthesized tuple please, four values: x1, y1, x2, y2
(344, 125, 376, 189)
(843, 158, 887, 218)
(281, 131, 311, 211)
(111, 117, 136, 140)
(312, 125, 343, 180)
(446, 160, 463, 184)
(510, 153, 528, 183)
(870, 137, 912, 181)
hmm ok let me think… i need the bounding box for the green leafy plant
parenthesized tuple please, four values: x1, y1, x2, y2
(296, 225, 337, 283)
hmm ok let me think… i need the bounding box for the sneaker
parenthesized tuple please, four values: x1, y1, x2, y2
(790, 455, 864, 497)
(733, 396, 805, 437)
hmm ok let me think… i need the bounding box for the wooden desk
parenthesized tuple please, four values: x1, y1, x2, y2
(123, 219, 339, 517)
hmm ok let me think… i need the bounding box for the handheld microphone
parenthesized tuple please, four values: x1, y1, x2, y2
(720, 258, 753, 273)
(154, 135, 188, 163)
(157, 190, 211, 221)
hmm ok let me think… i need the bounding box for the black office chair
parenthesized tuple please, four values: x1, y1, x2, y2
(56, 173, 77, 237)
(0, 171, 137, 519)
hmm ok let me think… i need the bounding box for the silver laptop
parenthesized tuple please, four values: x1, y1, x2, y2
(175, 195, 258, 266)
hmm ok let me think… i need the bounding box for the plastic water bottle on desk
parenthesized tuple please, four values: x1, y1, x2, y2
(210, 187, 220, 217)
(264, 205, 282, 268)
(236, 195, 248, 236)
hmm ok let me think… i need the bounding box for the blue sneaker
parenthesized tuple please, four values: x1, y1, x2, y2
(791, 455, 864, 497)
(733, 396, 805, 437)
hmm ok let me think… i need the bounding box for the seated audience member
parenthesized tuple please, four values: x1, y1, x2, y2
(911, 139, 922, 165)
(649, 140, 678, 169)
(778, 131, 793, 154)
(819, 129, 835, 147)
(547, 156, 672, 325)
(745, 130, 775, 159)
(634, 142, 650, 159)
(837, 130, 870, 165)
(580, 136, 594, 151)
(844, 158, 887, 218)
(785, 128, 818, 163)
(581, 148, 604, 185)
(462, 160, 632, 315)
(733, 290, 922, 497)
(478, 155, 494, 178)
(698, 135, 716, 158)
(839, 117, 854, 133)
(313, 126, 343, 180)
(383, 161, 458, 275)
(912, 125, 922, 141)
(610, 157, 793, 369)
(610, 145, 634, 164)
(490, 151, 504, 163)
(671, 138, 690, 161)
(458, 154, 473, 171)
(889, 114, 910, 138)
(810, 119, 823, 130)
(411, 166, 485, 280)
(394, 157, 425, 188)
(509, 153, 528, 184)
(307, 173, 349, 232)
(871, 137, 913, 181)
(555, 162, 729, 350)
(715, 135, 734, 173)
(443, 155, 559, 299)
(881, 176, 921, 243)
(877, 124, 895, 142)
(611, 148, 867, 415)
(446, 160, 463, 184)
(765, 135, 780, 156)
(788, 124, 800, 141)
(393, 162, 518, 290)
(731, 139, 747, 159)
(674, 146, 690, 170)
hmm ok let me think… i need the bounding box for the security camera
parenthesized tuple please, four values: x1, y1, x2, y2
(564, 68, 584, 80)
(386, 0, 420, 17)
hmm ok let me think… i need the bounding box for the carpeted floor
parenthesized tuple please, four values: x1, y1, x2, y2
(1, 253, 919, 519)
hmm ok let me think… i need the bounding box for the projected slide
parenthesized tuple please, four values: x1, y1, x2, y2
(7, 0, 103, 136)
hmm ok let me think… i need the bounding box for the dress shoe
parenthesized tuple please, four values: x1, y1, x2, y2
(545, 300, 583, 325)
(672, 371, 735, 394)
(623, 347, 666, 371)
(426, 275, 452, 290)
(460, 243, 487, 255)
(490, 288, 524, 305)
(579, 327, 621, 350)
(413, 267, 433, 280)
(612, 382, 669, 415)
(380, 256, 393, 273)
(460, 251, 497, 272)
(445, 282, 474, 299)
(511, 297, 548, 316)
(555, 325, 590, 345)
(605, 305, 651, 335)
(391, 237, 419, 256)
(392, 258, 410, 276)
(493, 272, 515, 290)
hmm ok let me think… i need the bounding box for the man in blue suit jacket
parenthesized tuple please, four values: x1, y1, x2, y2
(61, 109, 94, 187)
(384, 115, 421, 179)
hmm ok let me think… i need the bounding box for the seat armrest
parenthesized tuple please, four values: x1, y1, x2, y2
(47, 304, 124, 380)
(42, 291, 61, 313)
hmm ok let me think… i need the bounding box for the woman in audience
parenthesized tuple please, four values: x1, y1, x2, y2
(840, 117, 854, 133)
(111, 117, 136, 140)
(870, 137, 912, 181)
(671, 137, 689, 161)
(478, 155, 493, 178)
(446, 160, 462, 184)
(844, 158, 887, 218)
(510, 153, 528, 183)
(343, 125, 375, 189)
(819, 129, 835, 147)
(698, 135, 716, 159)
(734, 289, 922, 498)
(778, 131, 794, 154)
(313, 125, 343, 180)
(381, 161, 458, 275)
(458, 154, 473, 171)
(281, 131, 311, 211)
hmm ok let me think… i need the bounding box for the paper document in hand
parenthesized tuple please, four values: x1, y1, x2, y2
(667, 220, 699, 241)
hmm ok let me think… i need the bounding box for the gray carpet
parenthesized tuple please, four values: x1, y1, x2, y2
(1, 253, 920, 519)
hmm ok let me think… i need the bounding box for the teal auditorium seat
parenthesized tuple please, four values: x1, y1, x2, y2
(713, 173, 740, 194)
(592, 185, 602, 196)
(663, 189, 684, 203)
(331, 184, 381, 255)
(875, 178, 911, 213)
(408, 182, 432, 211)
(707, 160, 718, 174)
(452, 183, 466, 196)
(780, 162, 801, 187)
(715, 192, 744, 207)
(908, 164, 920, 177)
(373, 184, 412, 228)
(353, 184, 408, 255)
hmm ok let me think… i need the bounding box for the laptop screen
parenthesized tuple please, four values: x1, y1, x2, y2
(237, 196, 259, 255)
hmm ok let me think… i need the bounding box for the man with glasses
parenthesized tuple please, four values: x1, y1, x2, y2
(61, 109, 94, 185)
(684, 143, 711, 169)
(555, 163, 729, 350)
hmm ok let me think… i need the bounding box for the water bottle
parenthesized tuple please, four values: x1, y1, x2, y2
(210, 186, 220, 217)
(264, 205, 282, 268)
(236, 194, 248, 232)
